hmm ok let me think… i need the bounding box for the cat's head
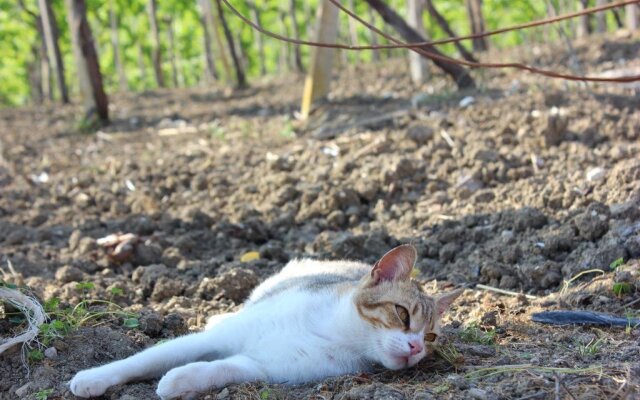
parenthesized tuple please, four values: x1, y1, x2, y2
(354, 245, 462, 370)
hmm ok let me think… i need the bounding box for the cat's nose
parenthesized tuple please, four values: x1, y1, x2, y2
(408, 339, 423, 356)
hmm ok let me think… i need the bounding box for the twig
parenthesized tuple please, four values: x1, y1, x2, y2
(439, 130, 456, 149)
(554, 373, 561, 400)
(616, 297, 640, 312)
(557, 373, 578, 400)
(476, 284, 538, 300)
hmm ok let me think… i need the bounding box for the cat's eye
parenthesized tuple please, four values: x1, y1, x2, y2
(395, 305, 410, 328)
(425, 332, 438, 342)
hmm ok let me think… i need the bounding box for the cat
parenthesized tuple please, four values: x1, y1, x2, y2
(69, 244, 462, 399)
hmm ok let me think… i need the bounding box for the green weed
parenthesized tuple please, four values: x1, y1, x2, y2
(34, 388, 53, 400)
(576, 338, 603, 358)
(458, 323, 496, 345)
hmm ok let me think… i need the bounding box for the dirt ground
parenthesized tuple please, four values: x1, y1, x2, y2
(1, 35, 640, 399)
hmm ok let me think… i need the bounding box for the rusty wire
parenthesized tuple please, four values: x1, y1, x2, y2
(222, 0, 640, 83)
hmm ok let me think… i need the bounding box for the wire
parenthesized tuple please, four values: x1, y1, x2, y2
(222, 0, 640, 83)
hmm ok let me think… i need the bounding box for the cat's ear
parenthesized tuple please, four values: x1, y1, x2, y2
(435, 289, 464, 316)
(370, 245, 417, 284)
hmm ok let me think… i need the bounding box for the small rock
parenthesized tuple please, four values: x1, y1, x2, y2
(337, 383, 406, 400)
(473, 190, 495, 203)
(55, 265, 84, 283)
(15, 383, 30, 397)
(134, 242, 163, 266)
(514, 207, 547, 232)
(140, 312, 164, 337)
(216, 388, 230, 400)
(406, 125, 434, 145)
(4, 229, 28, 245)
(439, 243, 460, 263)
(197, 268, 259, 303)
(586, 167, 606, 182)
(467, 388, 488, 400)
(44, 347, 58, 359)
(163, 313, 187, 335)
(68, 229, 83, 251)
(574, 205, 610, 241)
(151, 276, 185, 302)
(76, 237, 97, 255)
(459, 96, 475, 108)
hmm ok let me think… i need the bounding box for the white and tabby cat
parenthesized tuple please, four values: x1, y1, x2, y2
(70, 245, 462, 399)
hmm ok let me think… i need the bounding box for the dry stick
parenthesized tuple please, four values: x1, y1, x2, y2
(556, 372, 579, 400)
(221, 0, 640, 83)
(476, 284, 538, 300)
(616, 297, 640, 312)
(554, 373, 561, 400)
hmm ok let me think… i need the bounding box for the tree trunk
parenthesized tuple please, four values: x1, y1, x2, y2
(137, 44, 147, 87)
(577, 0, 591, 37)
(289, 0, 304, 72)
(248, 2, 266, 76)
(109, 0, 127, 91)
(300, 0, 339, 119)
(214, 0, 246, 88)
(165, 17, 179, 87)
(425, 0, 477, 62)
(38, 0, 69, 103)
(147, 0, 164, 87)
(627, 4, 639, 30)
(367, 7, 380, 61)
(65, 0, 109, 123)
(201, 0, 232, 82)
(278, 10, 294, 71)
(465, 0, 488, 51)
(407, 0, 428, 84)
(366, 0, 475, 89)
(28, 45, 44, 104)
(197, 0, 218, 81)
(595, 0, 607, 32)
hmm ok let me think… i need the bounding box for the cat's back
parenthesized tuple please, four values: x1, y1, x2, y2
(246, 259, 370, 305)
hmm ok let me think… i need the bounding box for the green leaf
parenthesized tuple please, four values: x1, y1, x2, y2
(123, 318, 139, 329)
(28, 349, 44, 362)
(613, 282, 632, 296)
(75, 282, 95, 292)
(110, 287, 124, 296)
(44, 298, 61, 313)
(610, 258, 625, 270)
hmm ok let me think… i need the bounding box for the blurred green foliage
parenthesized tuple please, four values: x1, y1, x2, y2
(0, 0, 627, 107)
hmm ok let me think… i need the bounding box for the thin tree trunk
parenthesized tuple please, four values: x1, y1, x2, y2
(66, 0, 109, 123)
(201, 0, 232, 82)
(595, 0, 607, 32)
(627, 4, 639, 30)
(407, 0, 428, 84)
(165, 17, 179, 88)
(248, 2, 266, 76)
(346, 0, 361, 62)
(197, 0, 218, 81)
(109, 0, 127, 91)
(289, 0, 304, 72)
(577, 0, 591, 37)
(38, 0, 69, 103)
(611, 7, 624, 28)
(214, 0, 246, 88)
(29, 45, 44, 104)
(366, 0, 475, 89)
(147, 0, 164, 87)
(137, 44, 147, 87)
(425, 0, 477, 62)
(300, 0, 339, 119)
(465, 0, 488, 51)
(279, 10, 294, 71)
(367, 7, 380, 61)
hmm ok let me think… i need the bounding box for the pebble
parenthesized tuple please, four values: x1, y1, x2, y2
(586, 167, 606, 182)
(55, 265, 84, 283)
(44, 347, 58, 359)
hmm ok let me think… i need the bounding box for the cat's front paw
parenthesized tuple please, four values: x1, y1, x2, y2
(156, 363, 212, 400)
(69, 368, 119, 398)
